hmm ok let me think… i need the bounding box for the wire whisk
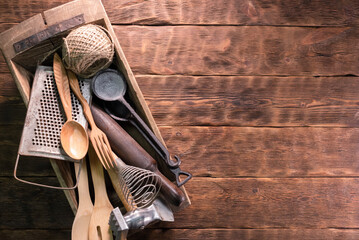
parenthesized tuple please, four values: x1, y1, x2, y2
(110, 157, 161, 211)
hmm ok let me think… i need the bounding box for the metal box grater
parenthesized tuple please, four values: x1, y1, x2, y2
(18, 65, 91, 160)
(14, 65, 91, 189)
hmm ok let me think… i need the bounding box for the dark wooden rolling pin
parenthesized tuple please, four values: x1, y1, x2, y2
(90, 103, 186, 207)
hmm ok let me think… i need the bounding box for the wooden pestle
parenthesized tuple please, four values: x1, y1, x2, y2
(90, 103, 186, 207)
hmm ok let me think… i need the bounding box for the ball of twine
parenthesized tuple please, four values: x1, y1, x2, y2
(62, 24, 114, 78)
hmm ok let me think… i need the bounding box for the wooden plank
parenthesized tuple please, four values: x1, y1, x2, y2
(0, 177, 74, 229)
(129, 229, 359, 240)
(113, 26, 359, 76)
(103, 0, 359, 27)
(0, 145, 57, 177)
(2, 177, 359, 229)
(3, 125, 359, 178)
(0, 54, 6, 73)
(0, 230, 70, 239)
(2, 26, 359, 76)
(3, 74, 359, 127)
(136, 75, 359, 127)
(0, 73, 21, 97)
(0, 0, 69, 26)
(0, 99, 25, 125)
(1, 229, 359, 240)
(0, 23, 17, 34)
(160, 127, 359, 177)
(2, 0, 359, 28)
(153, 178, 359, 229)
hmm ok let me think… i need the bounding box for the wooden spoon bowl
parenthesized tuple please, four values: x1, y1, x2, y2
(61, 120, 89, 160)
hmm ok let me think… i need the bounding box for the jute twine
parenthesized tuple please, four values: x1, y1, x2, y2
(62, 24, 114, 78)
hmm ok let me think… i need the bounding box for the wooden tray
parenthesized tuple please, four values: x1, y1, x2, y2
(0, 0, 190, 213)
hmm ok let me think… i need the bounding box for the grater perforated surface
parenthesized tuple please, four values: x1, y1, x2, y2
(19, 65, 91, 161)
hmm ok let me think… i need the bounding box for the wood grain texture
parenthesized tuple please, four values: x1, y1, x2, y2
(103, 0, 359, 26)
(2, 177, 359, 230)
(0, 177, 74, 229)
(129, 229, 359, 240)
(160, 126, 359, 177)
(136, 75, 359, 126)
(1, 229, 359, 240)
(0, 0, 69, 26)
(3, 126, 359, 178)
(153, 178, 359, 229)
(1, 0, 359, 239)
(0, 73, 21, 98)
(2, 0, 359, 28)
(0, 96, 25, 125)
(2, 26, 359, 76)
(0, 230, 70, 239)
(113, 26, 359, 76)
(3, 74, 359, 127)
(0, 145, 57, 177)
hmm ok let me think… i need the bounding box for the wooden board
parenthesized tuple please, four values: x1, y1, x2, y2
(2, 0, 359, 27)
(2, 229, 359, 240)
(3, 126, 359, 178)
(1, 0, 359, 239)
(160, 126, 359, 177)
(2, 177, 359, 229)
(0, 177, 74, 229)
(154, 178, 359, 229)
(136, 75, 359, 127)
(113, 26, 359, 76)
(3, 74, 359, 127)
(8, 25, 357, 77)
(129, 229, 359, 240)
(0, 230, 70, 240)
(0, 146, 57, 177)
(2, 26, 359, 76)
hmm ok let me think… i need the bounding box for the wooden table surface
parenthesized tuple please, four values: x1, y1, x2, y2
(2, 0, 359, 239)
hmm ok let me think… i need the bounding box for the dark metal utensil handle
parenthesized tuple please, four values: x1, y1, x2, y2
(171, 156, 192, 187)
(128, 117, 192, 186)
(102, 103, 171, 164)
(106, 99, 192, 187)
(124, 106, 192, 187)
(120, 100, 178, 167)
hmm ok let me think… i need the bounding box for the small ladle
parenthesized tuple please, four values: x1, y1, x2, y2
(92, 69, 191, 186)
(54, 53, 89, 160)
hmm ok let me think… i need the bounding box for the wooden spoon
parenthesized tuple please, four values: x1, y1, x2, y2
(88, 144, 114, 240)
(53, 53, 89, 160)
(72, 158, 93, 240)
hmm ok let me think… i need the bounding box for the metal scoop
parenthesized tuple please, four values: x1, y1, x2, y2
(91, 69, 191, 187)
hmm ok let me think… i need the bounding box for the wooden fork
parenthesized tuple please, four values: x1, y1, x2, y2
(88, 144, 113, 240)
(71, 158, 93, 240)
(67, 70, 115, 169)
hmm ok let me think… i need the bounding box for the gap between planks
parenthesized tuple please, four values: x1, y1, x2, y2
(3, 176, 359, 179)
(0, 22, 355, 28)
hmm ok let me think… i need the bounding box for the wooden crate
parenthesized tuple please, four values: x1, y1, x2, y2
(0, 0, 190, 213)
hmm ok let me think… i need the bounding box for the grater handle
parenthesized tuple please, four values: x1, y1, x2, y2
(54, 53, 73, 121)
(67, 70, 97, 129)
(14, 153, 82, 190)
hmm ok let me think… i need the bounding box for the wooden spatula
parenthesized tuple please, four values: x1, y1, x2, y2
(72, 158, 93, 240)
(88, 144, 114, 240)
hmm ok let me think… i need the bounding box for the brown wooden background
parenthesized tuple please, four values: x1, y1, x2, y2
(2, 0, 359, 239)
